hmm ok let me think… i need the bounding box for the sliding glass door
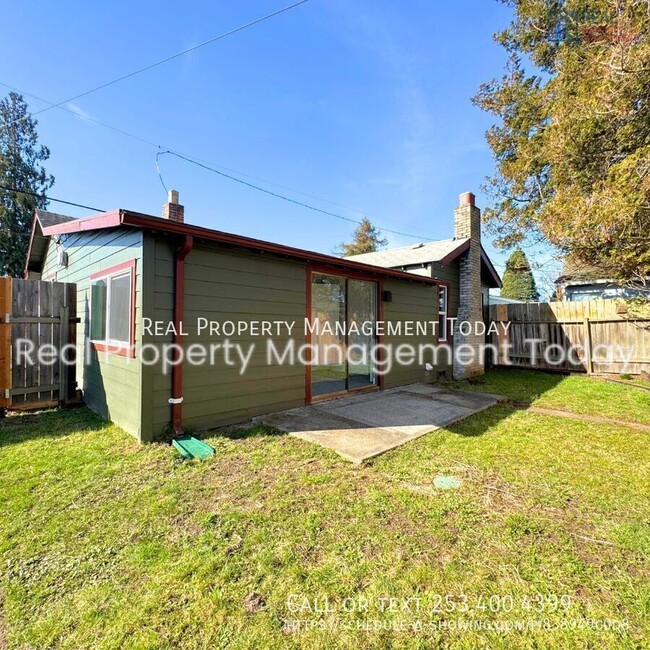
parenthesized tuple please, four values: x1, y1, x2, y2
(347, 279, 376, 390)
(310, 272, 378, 398)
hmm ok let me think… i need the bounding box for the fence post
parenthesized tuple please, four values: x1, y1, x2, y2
(0, 278, 11, 413)
(59, 305, 69, 404)
(583, 317, 594, 375)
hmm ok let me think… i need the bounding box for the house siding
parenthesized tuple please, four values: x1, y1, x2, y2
(41, 227, 144, 439)
(144, 234, 447, 437)
(382, 278, 439, 387)
(39, 227, 455, 440)
(146, 237, 308, 437)
(430, 260, 460, 318)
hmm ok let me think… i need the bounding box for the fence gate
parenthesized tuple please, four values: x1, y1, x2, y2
(0, 277, 77, 414)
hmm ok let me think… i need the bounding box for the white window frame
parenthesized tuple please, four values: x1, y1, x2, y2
(89, 265, 134, 349)
(438, 284, 449, 342)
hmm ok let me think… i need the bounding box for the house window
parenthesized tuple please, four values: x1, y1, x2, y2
(438, 284, 448, 341)
(90, 260, 135, 356)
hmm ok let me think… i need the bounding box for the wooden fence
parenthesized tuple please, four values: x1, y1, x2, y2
(486, 300, 650, 375)
(0, 277, 77, 413)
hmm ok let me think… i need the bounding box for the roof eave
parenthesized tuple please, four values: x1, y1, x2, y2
(39, 209, 439, 286)
(40, 209, 123, 236)
(432, 239, 502, 288)
(24, 213, 41, 278)
(481, 246, 502, 288)
(122, 211, 439, 285)
(439, 239, 470, 266)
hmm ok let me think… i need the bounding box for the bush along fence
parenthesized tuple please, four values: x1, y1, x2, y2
(485, 300, 650, 376)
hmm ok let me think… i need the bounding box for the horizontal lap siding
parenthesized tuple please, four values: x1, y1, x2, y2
(146, 238, 307, 437)
(140, 236, 174, 438)
(430, 261, 458, 374)
(382, 279, 439, 388)
(41, 228, 143, 438)
(430, 260, 460, 318)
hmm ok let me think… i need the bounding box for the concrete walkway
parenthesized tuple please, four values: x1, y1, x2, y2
(256, 384, 502, 463)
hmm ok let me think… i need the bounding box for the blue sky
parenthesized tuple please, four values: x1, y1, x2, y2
(1, 0, 558, 291)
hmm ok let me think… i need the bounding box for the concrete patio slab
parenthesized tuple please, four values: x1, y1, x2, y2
(255, 384, 503, 463)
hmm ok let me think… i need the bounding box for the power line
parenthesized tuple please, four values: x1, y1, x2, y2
(0, 185, 105, 212)
(9, 0, 310, 127)
(2, 80, 436, 238)
(0, 81, 437, 241)
(156, 151, 429, 239)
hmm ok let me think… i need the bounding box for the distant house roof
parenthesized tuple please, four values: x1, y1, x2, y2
(345, 238, 502, 289)
(555, 257, 610, 285)
(347, 238, 469, 267)
(26, 209, 439, 287)
(490, 295, 524, 305)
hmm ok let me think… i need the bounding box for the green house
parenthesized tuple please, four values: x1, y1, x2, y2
(25, 192, 500, 442)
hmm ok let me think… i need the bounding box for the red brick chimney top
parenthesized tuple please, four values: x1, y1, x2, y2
(459, 192, 475, 207)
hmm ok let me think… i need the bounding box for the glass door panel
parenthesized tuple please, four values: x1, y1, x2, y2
(311, 274, 347, 396)
(347, 279, 377, 390)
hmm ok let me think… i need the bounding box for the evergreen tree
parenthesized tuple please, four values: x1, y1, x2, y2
(501, 249, 540, 301)
(473, 0, 650, 281)
(338, 218, 388, 257)
(0, 92, 54, 277)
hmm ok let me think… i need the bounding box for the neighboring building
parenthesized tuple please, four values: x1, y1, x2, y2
(489, 295, 524, 305)
(25, 191, 500, 442)
(346, 192, 501, 379)
(555, 260, 650, 301)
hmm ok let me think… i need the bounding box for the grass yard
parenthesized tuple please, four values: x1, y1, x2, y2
(450, 368, 650, 424)
(1, 370, 648, 649)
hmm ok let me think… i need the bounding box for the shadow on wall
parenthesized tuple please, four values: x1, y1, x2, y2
(80, 293, 110, 431)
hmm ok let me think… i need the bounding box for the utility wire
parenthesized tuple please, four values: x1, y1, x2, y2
(2, 81, 436, 238)
(0, 184, 105, 212)
(156, 151, 429, 239)
(9, 0, 311, 126)
(0, 81, 436, 241)
(155, 151, 169, 194)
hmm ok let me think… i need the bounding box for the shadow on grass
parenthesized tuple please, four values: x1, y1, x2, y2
(0, 406, 109, 447)
(447, 404, 519, 438)
(211, 423, 287, 441)
(201, 370, 572, 457)
(448, 367, 568, 407)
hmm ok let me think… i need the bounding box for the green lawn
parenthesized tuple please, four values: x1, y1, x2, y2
(450, 368, 650, 424)
(1, 371, 648, 649)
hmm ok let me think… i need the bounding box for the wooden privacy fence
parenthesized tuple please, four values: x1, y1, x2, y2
(486, 300, 650, 376)
(0, 277, 77, 413)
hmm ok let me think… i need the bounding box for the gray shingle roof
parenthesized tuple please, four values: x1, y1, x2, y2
(345, 238, 469, 268)
(35, 209, 76, 228)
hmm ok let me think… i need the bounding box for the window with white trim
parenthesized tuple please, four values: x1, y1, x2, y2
(90, 267, 133, 347)
(438, 285, 448, 341)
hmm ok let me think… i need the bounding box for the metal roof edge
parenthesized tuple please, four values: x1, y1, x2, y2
(121, 211, 439, 285)
(36, 208, 439, 286)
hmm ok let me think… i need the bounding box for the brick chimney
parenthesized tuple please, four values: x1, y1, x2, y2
(453, 191, 484, 379)
(162, 189, 184, 223)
